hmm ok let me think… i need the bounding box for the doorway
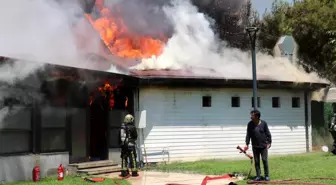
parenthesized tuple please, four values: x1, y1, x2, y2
(89, 94, 109, 161)
(88, 82, 135, 162)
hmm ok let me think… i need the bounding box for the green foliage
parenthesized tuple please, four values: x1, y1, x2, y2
(287, 0, 336, 79)
(257, 0, 292, 54)
(257, 0, 336, 82)
(328, 30, 336, 56)
(324, 102, 333, 124)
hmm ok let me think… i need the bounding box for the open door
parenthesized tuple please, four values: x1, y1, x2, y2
(107, 87, 134, 164)
(89, 95, 109, 161)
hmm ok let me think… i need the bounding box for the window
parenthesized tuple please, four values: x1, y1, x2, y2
(41, 130, 66, 152)
(0, 132, 31, 154)
(272, 97, 280, 108)
(202, 96, 212, 107)
(40, 106, 67, 153)
(251, 97, 261, 108)
(0, 106, 32, 155)
(292, 97, 300, 108)
(231, 97, 240, 107)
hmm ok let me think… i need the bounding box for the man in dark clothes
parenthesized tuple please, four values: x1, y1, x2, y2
(245, 110, 272, 181)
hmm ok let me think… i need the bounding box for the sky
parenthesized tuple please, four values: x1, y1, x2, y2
(252, 0, 292, 15)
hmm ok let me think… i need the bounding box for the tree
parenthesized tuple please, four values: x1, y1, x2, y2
(257, 0, 292, 55)
(256, 0, 336, 82)
(286, 0, 336, 81)
(191, 0, 256, 50)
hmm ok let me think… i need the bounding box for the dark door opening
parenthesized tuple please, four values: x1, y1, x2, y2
(88, 82, 135, 161)
(89, 94, 109, 161)
(108, 87, 134, 148)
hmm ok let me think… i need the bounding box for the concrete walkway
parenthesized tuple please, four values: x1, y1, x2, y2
(101, 171, 240, 185)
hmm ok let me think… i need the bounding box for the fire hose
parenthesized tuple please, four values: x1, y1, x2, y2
(246, 178, 336, 185)
(236, 145, 253, 180)
(237, 146, 336, 185)
(163, 146, 336, 185)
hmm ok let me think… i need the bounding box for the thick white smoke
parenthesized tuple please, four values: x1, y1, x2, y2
(0, 0, 123, 127)
(135, 0, 327, 84)
(0, 0, 80, 65)
(0, 0, 122, 73)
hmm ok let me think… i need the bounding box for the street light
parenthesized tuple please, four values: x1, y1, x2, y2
(246, 26, 259, 110)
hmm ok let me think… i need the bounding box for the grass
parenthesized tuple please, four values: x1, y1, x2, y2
(5, 176, 130, 185)
(149, 152, 336, 184)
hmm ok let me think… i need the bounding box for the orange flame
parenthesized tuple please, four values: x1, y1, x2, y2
(89, 95, 93, 105)
(90, 81, 127, 109)
(98, 82, 117, 109)
(125, 97, 128, 108)
(85, 1, 167, 59)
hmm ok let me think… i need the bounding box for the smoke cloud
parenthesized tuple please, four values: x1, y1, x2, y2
(100, 0, 174, 38)
(0, 0, 79, 65)
(128, 0, 327, 84)
(0, 0, 124, 128)
(0, 0, 123, 72)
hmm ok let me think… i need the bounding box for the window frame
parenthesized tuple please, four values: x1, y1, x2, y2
(0, 106, 33, 156)
(272, 97, 281, 108)
(231, 96, 240, 107)
(292, 97, 301, 108)
(0, 129, 33, 156)
(40, 127, 67, 153)
(39, 106, 68, 153)
(202, 96, 212, 107)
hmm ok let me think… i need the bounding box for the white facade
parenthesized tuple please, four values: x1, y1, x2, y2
(138, 87, 312, 163)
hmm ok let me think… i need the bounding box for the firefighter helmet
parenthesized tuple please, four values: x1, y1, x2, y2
(124, 114, 134, 124)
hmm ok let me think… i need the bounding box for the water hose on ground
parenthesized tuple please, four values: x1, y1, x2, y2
(246, 177, 336, 185)
(165, 177, 336, 185)
(164, 146, 336, 185)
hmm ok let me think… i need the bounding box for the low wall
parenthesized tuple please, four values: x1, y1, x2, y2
(0, 152, 69, 183)
(109, 148, 121, 165)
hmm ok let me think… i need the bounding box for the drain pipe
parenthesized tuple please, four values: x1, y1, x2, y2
(142, 128, 149, 167)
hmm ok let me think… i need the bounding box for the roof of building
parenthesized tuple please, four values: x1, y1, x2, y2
(0, 18, 329, 89)
(69, 17, 330, 86)
(130, 68, 274, 81)
(1, 55, 329, 91)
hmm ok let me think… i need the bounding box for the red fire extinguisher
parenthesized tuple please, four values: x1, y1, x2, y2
(32, 165, 40, 182)
(57, 164, 64, 181)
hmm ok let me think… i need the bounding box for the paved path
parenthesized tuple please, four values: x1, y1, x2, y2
(101, 171, 240, 185)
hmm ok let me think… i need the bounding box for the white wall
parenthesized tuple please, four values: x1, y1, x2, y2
(138, 87, 311, 163)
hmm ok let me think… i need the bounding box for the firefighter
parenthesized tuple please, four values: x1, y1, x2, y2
(119, 114, 139, 177)
(329, 103, 336, 155)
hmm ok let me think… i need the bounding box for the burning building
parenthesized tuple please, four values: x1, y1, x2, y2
(0, 0, 330, 183)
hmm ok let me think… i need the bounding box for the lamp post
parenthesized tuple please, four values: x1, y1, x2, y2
(246, 26, 259, 110)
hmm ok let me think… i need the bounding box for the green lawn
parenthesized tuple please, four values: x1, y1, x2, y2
(5, 176, 130, 185)
(150, 152, 336, 184)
